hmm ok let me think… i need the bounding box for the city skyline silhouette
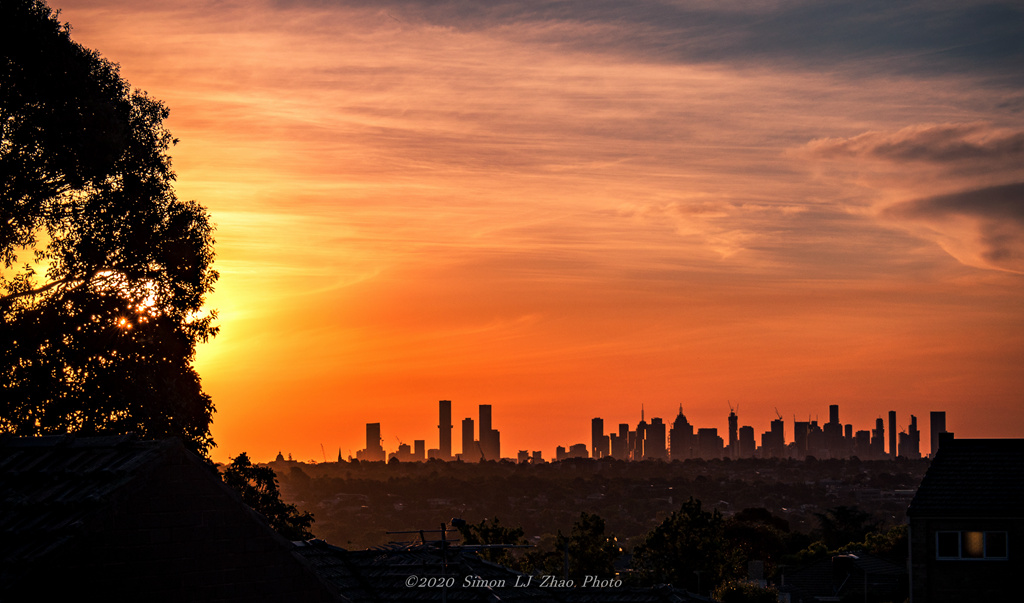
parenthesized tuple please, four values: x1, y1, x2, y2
(334, 399, 948, 464)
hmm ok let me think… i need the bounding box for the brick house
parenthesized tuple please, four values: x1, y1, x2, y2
(0, 434, 344, 602)
(906, 435, 1023, 602)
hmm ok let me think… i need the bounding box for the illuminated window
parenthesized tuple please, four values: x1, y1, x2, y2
(936, 531, 1009, 560)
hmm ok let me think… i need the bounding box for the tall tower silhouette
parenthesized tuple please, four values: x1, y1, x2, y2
(479, 404, 500, 460)
(888, 410, 897, 459)
(438, 400, 452, 460)
(728, 408, 738, 459)
(930, 411, 947, 457)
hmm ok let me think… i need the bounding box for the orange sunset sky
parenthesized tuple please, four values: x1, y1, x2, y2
(52, 0, 1023, 463)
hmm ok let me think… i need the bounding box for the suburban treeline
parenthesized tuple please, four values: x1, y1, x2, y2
(268, 456, 925, 594)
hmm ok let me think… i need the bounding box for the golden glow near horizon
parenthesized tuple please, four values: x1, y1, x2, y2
(54, 0, 1024, 462)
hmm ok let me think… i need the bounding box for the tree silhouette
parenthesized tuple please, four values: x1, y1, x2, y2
(630, 497, 740, 593)
(813, 505, 878, 550)
(455, 516, 527, 568)
(222, 453, 315, 541)
(524, 512, 621, 581)
(0, 0, 217, 456)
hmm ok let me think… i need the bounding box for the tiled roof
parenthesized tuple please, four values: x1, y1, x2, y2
(907, 438, 1024, 517)
(0, 434, 176, 573)
(295, 540, 702, 602)
(781, 553, 904, 602)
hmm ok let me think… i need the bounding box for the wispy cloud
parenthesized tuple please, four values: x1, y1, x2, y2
(272, 0, 1024, 80)
(884, 183, 1024, 273)
(806, 123, 1024, 166)
(802, 123, 1024, 272)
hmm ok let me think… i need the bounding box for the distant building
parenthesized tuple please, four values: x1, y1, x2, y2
(855, 430, 871, 458)
(871, 417, 886, 459)
(460, 417, 479, 462)
(609, 423, 630, 460)
(738, 425, 756, 458)
(930, 411, 947, 458)
(357, 422, 385, 461)
(555, 444, 588, 461)
(793, 421, 810, 458)
(899, 415, 922, 459)
(669, 406, 694, 460)
(697, 428, 724, 459)
(727, 409, 738, 459)
(478, 404, 500, 461)
(907, 435, 1023, 602)
(634, 408, 648, 461)
(824, 405, 843, 457)
(592, 417, 608, 459)
(889, 410, 897, 459)
(438, 400, 453, 460)
(761, 418, 785, 458)
(645, 417, 667, 460)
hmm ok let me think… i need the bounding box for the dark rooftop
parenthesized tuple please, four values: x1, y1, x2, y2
(0, 434, 181, 574)
(907, 437, 1024, 518)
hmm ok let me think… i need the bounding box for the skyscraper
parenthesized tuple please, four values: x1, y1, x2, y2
(888, 411, 897, 459)
(824, 404, 843, 457)
(461, 417, 479, 462)
(592, 417, 605, 459)
(930, 411, 947, 458)
(634, 407, 648, 461)
(871, 417, 885, 458)
(738, 425, 755, 458)
(479, 404, 500, 460)
(357, 422, 385, 461)
(438, 400, 452, 460)
(794, 421, 810, 458)
(669, 405, 693, 460)
(727, 409, 738, 459)
(900, 415, 921, 459)
(646, 417, 667, 460)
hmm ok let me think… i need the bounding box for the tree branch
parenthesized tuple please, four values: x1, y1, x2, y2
(0, 268, 103, 305)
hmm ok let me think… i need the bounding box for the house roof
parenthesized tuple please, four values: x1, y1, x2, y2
(781, 553, 904, 602)
(907, 437, 1024, 518)
(0, 434, 179, 573)
(1, 434, 350, 602)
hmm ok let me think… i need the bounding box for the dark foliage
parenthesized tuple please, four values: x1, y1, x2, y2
(724, 507, 794, 580)
(222, 453, 315, 541)
(523, 511, 621, 581)
(456, 516, 528, 568)
(813, 505, 879, 550)
(630, 497, 740, 593)
(0, 0, 217, 456)
(713, 579, 779, 603)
